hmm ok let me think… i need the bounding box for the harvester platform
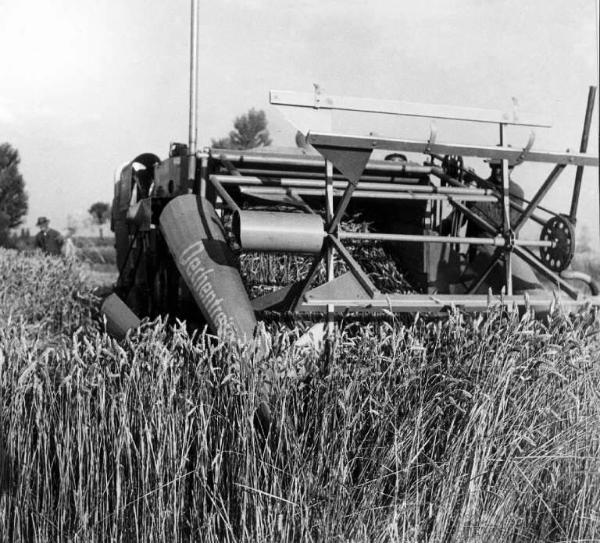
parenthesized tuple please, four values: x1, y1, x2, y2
(106, 84, 599, 343)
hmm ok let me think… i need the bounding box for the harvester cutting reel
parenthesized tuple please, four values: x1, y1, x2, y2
(438, 152, 577, 275)
(272, 87, 599, 306)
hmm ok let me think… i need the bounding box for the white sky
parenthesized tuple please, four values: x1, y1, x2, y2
(0, 0, 598, 242)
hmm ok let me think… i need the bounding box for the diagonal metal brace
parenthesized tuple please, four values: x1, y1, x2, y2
(328, 180, 359, 234)
(292, 249, 326, 311)
(467, 248, 503, 294)
(328, 234, 378, 298)
(448, 199, 499, 237)
(513, 164, 566, 234)
(208, 175, 242, 214)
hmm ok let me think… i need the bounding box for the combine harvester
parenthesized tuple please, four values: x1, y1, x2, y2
(102, 0, 599, 345)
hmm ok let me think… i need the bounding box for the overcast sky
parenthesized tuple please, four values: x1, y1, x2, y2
(1, 0, 598, 241)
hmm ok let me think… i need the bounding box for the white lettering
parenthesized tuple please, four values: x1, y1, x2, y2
(178, 241, 234, 335)
(180, 241, 204, 265)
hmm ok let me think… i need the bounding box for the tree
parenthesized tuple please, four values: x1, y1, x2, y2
(0, 143, 28, 244)
(88, 202, 111, 239)
(211, 108, 272, 150)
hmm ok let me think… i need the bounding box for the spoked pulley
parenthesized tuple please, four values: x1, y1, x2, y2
(539, 215, 575, 272)
(441, 154, 464, 181)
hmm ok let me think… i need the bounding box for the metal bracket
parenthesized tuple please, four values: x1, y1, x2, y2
(425, 122, 438, 154)
(514, 131, 536, 166)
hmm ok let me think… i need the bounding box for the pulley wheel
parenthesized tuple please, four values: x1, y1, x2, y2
(442, 154, 464, 181)
(539, 215, 575, 272)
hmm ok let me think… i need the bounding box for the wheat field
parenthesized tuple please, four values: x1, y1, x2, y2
(1, 248, 599, 542)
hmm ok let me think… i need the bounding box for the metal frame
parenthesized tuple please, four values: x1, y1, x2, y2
(207, 148, 593, 312)
(195, 89, 600, 316)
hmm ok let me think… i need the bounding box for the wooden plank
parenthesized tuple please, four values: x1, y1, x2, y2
(307, 133, 599, 168)
(271, 90, 552, 127)
(297, 293, 595, 313)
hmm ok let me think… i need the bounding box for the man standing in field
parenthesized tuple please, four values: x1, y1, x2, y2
(34, 216, 64, 255)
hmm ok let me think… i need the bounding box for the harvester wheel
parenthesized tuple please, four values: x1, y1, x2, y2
(539, 215, 575, 272)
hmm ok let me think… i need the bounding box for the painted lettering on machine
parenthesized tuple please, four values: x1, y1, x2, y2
(179, 240, 234, 335)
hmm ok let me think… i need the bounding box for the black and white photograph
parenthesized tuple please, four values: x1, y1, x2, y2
(1, 0, 599, 540)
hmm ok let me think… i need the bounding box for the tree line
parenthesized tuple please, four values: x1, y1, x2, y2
(0, 143, 28, 246)
(0, 107, 274, 248)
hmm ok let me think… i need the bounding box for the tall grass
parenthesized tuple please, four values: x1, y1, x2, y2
(1, 248, 599, 541)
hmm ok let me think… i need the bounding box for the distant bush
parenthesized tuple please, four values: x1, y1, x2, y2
(76, 244, 116, 265)
(73, 235, 115, 248)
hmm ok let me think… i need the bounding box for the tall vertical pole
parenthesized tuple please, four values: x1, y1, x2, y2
(314, 159, 336, 371)
(187, 0, 200, 194)
(325, 160, 335, 337)
(596, 0, 599, 244)
(498, 123, 513, 295)
(569, 86, 597, 222)
(188, 0, 199, 155)
(501, 158, 513, 295)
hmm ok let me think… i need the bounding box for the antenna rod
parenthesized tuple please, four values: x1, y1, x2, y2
(188, 0, 199, 154)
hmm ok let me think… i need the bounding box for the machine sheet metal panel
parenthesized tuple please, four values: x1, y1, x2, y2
(160, 194, 257, 341)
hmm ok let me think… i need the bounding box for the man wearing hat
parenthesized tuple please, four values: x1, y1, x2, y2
(35, 217, 64, 255)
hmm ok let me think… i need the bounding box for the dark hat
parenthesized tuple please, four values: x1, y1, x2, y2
(36, 216, 49, 226)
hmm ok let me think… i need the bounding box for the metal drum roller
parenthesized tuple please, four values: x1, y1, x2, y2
(233, 210, 325, 253)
